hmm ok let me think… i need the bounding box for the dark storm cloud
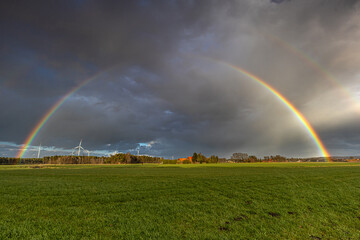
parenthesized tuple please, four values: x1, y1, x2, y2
(270, 0, 288, 4)
(1, 0, 219, 68)
(0, 0, 222, 140)
(1, 0, 360, 158)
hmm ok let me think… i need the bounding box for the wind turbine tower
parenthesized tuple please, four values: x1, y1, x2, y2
(78, 140, 82, 156)
(37, 143, 41, 158)
(85, 149, 90, 157)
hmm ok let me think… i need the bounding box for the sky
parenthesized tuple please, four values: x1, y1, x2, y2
(1, 0, 360, 159)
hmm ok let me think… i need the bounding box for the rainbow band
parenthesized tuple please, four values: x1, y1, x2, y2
(18, 59, 331, 161)
(219, 61, 331, 161)
(17, 67, 115, 158)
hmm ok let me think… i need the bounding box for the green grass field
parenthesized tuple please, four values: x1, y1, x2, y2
(1, 163, 360, 239)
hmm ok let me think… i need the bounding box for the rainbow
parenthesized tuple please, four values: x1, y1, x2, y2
(18, 58, 331, 161)
(216, 60, 331, 161)
(17, 67, 115, 158)
(263, 32, 360, 110)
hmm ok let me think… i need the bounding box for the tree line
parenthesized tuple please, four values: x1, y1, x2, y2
(229, 153, 331, 162)
(192, 152, 219, 163)
(0, 153, 163, 165)
(0, 152, 335, 165)
(0, 152, 220, 165)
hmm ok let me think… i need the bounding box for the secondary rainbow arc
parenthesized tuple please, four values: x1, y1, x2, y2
(263, 32, 360, 111)
(216, 60, 331, 161)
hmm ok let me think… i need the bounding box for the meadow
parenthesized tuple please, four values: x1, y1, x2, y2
(1, 163, 360, 239)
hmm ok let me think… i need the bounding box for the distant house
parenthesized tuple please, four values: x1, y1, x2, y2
(178, 156, 193, 163)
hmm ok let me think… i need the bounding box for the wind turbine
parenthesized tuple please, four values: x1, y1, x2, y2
(37, 143, 41, 158)
(72, 140, 89, 156)
(84, 149, 90, 157)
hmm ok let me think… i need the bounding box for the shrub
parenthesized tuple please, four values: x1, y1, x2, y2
(162, 159, 177, 164)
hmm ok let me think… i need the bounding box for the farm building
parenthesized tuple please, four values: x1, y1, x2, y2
(178, 156, 193, 163)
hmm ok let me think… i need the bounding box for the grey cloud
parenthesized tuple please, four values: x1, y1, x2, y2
(1, 0, 360, 158)
(271, 0, 289, 4)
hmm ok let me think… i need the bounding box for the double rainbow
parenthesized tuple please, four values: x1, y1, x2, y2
(17, 61, 330, 161)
